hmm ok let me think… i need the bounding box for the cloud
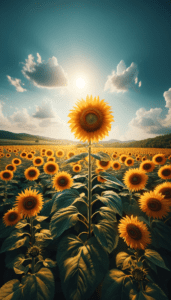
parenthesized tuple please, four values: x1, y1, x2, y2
(21, 53, 68, 89)
(121, 87, 171, 140)
(0, 102, 12, 129)
(32, 100, 56, 118)
(104, 60, 141, 93)
(7, 76, 27, 92)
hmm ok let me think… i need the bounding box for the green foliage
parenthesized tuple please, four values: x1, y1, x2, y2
(151, 220, 171, 251)
(144, 249, 170, 271)
(56, 234, 109, 300)
(0, 230, 30, 254)
(91, 151, 111, 161)
(129, 282, 169, 300)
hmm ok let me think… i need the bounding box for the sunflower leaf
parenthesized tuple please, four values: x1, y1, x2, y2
(116, 252, 130, 269)
(99, 190, 123, 216)
(91, 152, 111, 161)
(0, 235, 30, 253)
(100, 172, 126, 188)
(43, 258, 57, 268)
(129, 282, 169, 300)
(151, 220, 171, 251)
(0, 219, 14, 238)
(50, 205, 79, 239)
(51, 188, 80, 212)
(56, 234, 109, 300)
(61, 153, 88, 166)
(144, 249, 170, 271)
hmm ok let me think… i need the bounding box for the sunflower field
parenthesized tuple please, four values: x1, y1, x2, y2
(0, 95, 171, 300)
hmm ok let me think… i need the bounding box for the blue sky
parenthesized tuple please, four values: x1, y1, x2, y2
(1, 0, 171, 141)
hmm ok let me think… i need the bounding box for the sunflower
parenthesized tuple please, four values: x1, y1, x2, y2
(152, 154, 166, 165)
(168, 155, 171, 160)
(0, 153, 4, 157)
(158, 165, 171, 180)
(3, 208, 22, 227)
(20, 152, 27, 158)
(142, 156, 147, 161)
(56, 149, 65, 158)
(97, 175, 106, 183)
(12, 158, 22, 166)
(14, 187, 43, 218)
(5, 164, 16, 172)
(95, 168, 104, 174)
(24, 167, 40, 181)
(47, 157, 56, 162)
(73, 164, 82, 172)
(33, 156, 44, 166)
(123, 168, 148, 191)
(0, 170, 13, 181)
(53, 171, 73, 191)
(68, 95, 114, 143)
(112, 161, 121, 170)
(119, 155, 128, 163)
(45, 149, 54, 157)
(6, 153, 11, 158)
(43, 161, 59, 175)
(112, 153, 118, 159)
(118, 215, 151, 250)
(136, 157, 141, 161)
(67, 151, 75, 159)
(96, 160, 111, 170)
(139, 160, 155, 173)
(125, 157, 134, 167)
(27, 153, 34, 160)
(138, 191, 171, 219)
(154, 182, 171, 202)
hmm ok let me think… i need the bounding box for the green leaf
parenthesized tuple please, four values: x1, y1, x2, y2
(43, 258, 57, 268)
(100, 171, 126, 187)
(5, 251, 25, 269)
(21, 268, 55, 300)
(62, 153, 88, 166)
(14, 264, 29, 275)
(144, 249, 170, 271)
(0, 279, 23, 299)
(91, 151, 111, 161)
(151, 220, 171, 251)
(51, 188, 80, 213)
(101, 269, 132, 300)
(116, 252, 130, 269)
(93, 206, 117, 223)
(0, 234, 30, 253)
(130, 282, 169, 300)
(15, 219, 29, 229)
(40, 198, 54, 216)
(50, 205, 79, 239)
(0, 219, 14, 238)
(99, 190, 123, 216)
(145, 259, 158, 274)
(92, 218, 119, 253)
(56, 234, 109, 300)
(35, 216, 48, 222)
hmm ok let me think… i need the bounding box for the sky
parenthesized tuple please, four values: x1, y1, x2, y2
(1, 0, 171, 142)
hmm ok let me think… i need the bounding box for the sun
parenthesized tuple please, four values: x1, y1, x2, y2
(76, 77, 86, 89)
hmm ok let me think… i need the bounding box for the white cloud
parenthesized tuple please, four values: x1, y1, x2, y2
(21, 53, 68, 89)
(139, 81, 142, 87)
(32, 100, 56, 118)
(122, 87, 171, 140)
(7, 75, 27, 92)
(0, 102, 12, 129)
(104, 60, 141, 93)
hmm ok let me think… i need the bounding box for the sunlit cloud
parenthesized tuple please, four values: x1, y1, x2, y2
(21, 53, 68, 89)
(7, 75, 27, 92)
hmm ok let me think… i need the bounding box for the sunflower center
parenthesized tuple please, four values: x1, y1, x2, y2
(47, 151, 52, 156)
(48, 158, 54, 161)
(160, 188, 171, 199)
(126, 224, 142, 240)
(156, 156, 162, 162)
(36, 159, 41, 164)
(121, 156, 127, 162)
(162, 169, 171, 176)
(47, 165, 56, 172)
(7, 166, 14, 171)
(80, 108, 103, 132)
(29, 246, 39, 257)
(22, 153, 26, 157)
(114, 163, 119, 168)
(143, 163, 151, 170)
(75, 166, 79, 171)
(58, 177, 68, 186)
(132, 268, 145, 281)
(8, 212, 17, 221)
(28, 154, 32, 158)
(23, 197, 37, 209)
(69, 153, 74, 157)
(130, 175, 142, 185)
(100, 161, 109, 167)
(58, 151, 62, 156)
(14, 160, 19, 164)
(28, 170, 36, 177)
(127, 159, 132, 165)
(147, 198, 162, 211)
(3, 172, 10, 179)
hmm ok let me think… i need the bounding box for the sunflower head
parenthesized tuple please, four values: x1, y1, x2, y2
(14, 187, 44, 218)
(27, 153, 34, 160)
(56, 149, 65, 157)
(123, 168, 148, 191)
(43, 161, 59, 175)
(6, 164, 16, 172)
(118, 215, 151, 250)
(125, 157, 134, 167)
(138, 190, 171, 219)
(139, 160, 155, 173)
(0, 170, 13, 181)
(20, 152, 27, 158)
(152, 154, 166, 165)
(53, 171, 73, 191)
(97, 175, 106, 183)
(27, 245, 40, 258)
(112, 161, 121, 170)
(24, 167, 40, 181)
(119, 155, 128, 163)
(73, 164, 81, 172)
(158, 165, 171, 180)
(96, 160, 111, 170)
(12, 158, 22, 166)
(3, 209, 22, 227)
(33, 156, 44, 166)
(45, 149, 54, 157)
(47, 157, 56, 162)
(154, 182, 171, 202)
(131, 266, 148, 282)
(68, 95, 114, 143)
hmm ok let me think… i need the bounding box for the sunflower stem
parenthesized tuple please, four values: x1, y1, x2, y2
(4, 181, 7, 200)
(30, 217, 35, 274)
(88, 139, 92, 239)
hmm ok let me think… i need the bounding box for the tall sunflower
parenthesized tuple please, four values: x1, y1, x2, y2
(14, 187, 43, 218)
(123, 168, 148, 191)
(138, 191, 171, 219)
(118, 215, 151, 250)
(53, 171, 73, 191)
(158, 165, 171, 180)
(139, 160, 155, 173)
(0, 170, 13, 181)
(3, 208, 22, 227)
(24, 167, 40, 181)
(68, 95, 114, 143)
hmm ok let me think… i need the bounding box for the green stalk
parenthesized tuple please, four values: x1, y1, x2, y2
(4, 181, 7, 201)
(88, 139, 92, 239)
(30, 216, 35, 274)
